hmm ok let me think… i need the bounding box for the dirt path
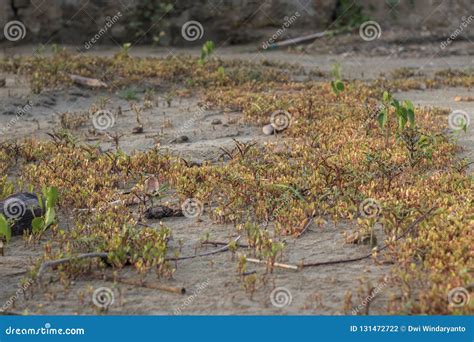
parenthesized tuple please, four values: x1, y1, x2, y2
(0, 47, 472, 315)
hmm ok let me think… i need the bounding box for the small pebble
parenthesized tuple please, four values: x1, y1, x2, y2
(132, 125, 144, 134)
(211, 119, 222, 125)
(262, 124, 274, 135)
(173, 135, 189, 143)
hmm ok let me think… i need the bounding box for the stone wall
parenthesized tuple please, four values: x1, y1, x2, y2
(0, 0, 472, 46)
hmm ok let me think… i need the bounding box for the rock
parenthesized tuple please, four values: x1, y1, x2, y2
(211, 119, 222, 125)
(145, 205, 182, 219)
(262, 124, 274, 135)
(173, 135, 189, 143)
(132, 125, 144, 134)
(0, 193, 43, 236)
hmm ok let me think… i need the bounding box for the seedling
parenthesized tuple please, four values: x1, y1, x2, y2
(198, 41, 215, 66)
(31, 186, 59, 235)
(330, 62, 344, 95)
(0, 214, 11, 243)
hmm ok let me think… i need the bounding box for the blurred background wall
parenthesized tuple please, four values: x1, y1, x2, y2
(0, 0, 472, 45)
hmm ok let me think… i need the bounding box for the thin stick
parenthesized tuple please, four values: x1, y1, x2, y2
(37, 252, 108, 280)
(36, 236, 241, 279)
(259, 27, 351, 50)
(303, 207, 436, 268)
(167, 236, 241, 261)
(246, 257, 299, 270)
(201, 240, 249, 248)
(296, 210, 316, 238)
(102, 275, 185, 295)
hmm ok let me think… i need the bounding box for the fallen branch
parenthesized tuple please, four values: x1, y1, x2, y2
(37, 252, 108, 281)
(69, 74, 107, 88)
(36, 236, 241, 279)
(102, 275, 185, 294)
(246, 257, 299, 271)
(167, 236, 241, 261)
(259, 27, 351, 50)
(201, 240, 249, 248)
(302, 207, 436, 268)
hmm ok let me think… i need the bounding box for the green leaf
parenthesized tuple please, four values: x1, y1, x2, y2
(407, 108, 415, 127)
(378, 109, 387, 128)
(336, 80, 345, 91)
(383, 91, 391, 102)
(32, 217, 45, 234)
(404, 100, 414, 111)
(44, 207, 56, 228)
(391, 99, 400, 110)
(47, 186, 59, 207)
(0, 214, 11, 242)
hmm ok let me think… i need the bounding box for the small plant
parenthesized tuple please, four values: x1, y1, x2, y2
(0, 214, 11, 243)
(198, 41, 216, 66)
(330, 62, 344, 95)
(119, 87, 139, 101)
(31, 186, 59, 235)
(377, 91, 415, 131)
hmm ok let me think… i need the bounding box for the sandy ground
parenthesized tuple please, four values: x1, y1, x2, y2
(0, 45, 472, 315)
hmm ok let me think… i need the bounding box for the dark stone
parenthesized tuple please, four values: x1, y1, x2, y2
(0, 193, 43, 236)
(145, 205, 182, 219)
